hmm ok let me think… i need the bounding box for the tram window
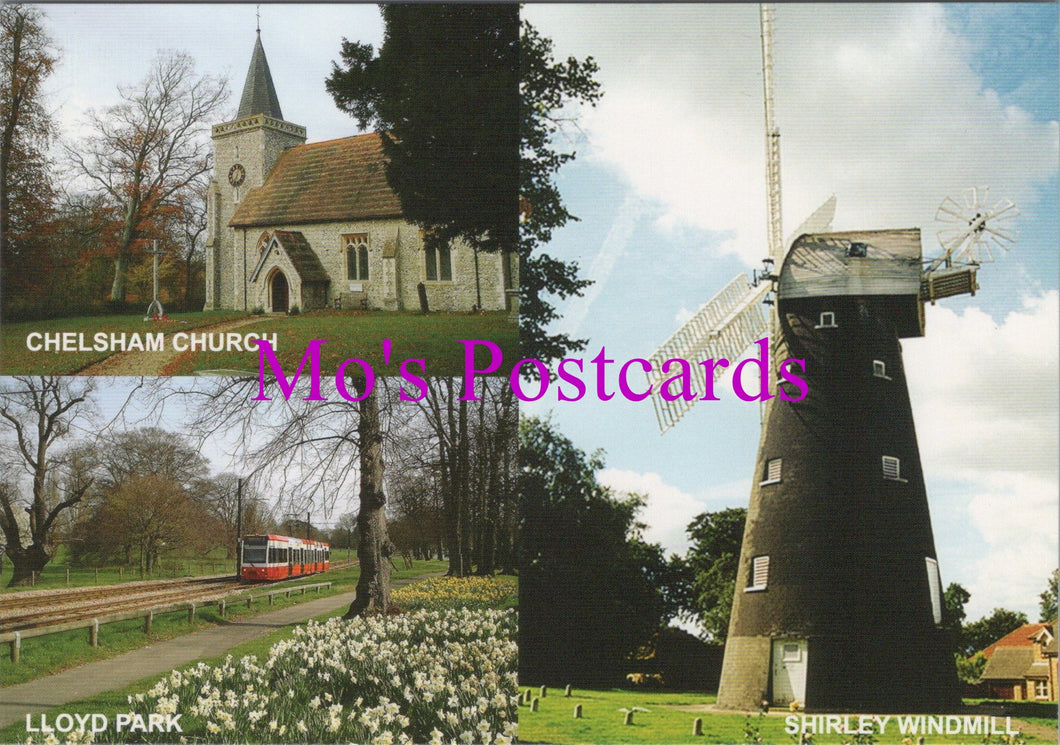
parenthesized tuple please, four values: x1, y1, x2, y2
(243, 545, 267, 564)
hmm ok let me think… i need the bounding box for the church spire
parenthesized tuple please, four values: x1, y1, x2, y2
(237, 28, 284, 120)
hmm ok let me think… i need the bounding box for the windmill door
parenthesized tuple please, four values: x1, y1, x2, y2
(771, 639, 808, 707)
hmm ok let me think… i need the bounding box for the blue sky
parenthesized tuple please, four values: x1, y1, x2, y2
(31, 3, 1060, 623)
(521, 3, 1059, 623)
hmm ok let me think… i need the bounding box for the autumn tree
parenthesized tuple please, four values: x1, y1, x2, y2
(65, 51, 227, 309)
(1, 4, 59, 317)
(0, 377, 97, 585)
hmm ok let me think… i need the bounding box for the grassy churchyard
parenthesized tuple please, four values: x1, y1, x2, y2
(518, 688, 1059, 745)
(0, 309, 518, 377)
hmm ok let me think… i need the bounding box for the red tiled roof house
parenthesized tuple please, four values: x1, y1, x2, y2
(979, 622, 1058, 701)
(205, 31, 516, 314)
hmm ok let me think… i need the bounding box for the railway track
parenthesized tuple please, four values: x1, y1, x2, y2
(0, 577, 243, 633)
(0, 563, 354, 634)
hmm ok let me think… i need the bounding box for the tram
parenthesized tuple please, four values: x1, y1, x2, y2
(239, 534, 330, 581)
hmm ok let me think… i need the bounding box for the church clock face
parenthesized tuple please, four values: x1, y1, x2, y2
(228, 163, 246, 187)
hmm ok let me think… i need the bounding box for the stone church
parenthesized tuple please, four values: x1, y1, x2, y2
(205, 31, 517, 314)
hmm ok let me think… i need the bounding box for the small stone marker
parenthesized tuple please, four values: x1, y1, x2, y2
(693, 717, 703, 736)
(564, 684, 572, 697)
(524, 689, 532, 704)
(539, 685, 547, 698)
(624, 710, 634, 726)
(531, 697, 539, 712)
(573, 705, 582, 719)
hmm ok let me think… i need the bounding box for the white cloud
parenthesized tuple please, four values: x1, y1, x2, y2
(963, 471, 1058, 619)
(906, 291, 1059, 480)
(598, 468, 745, 554)
(527, 4, 1058, 267)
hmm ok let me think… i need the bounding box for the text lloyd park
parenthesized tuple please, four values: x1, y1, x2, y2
(26, 713, 182, 735)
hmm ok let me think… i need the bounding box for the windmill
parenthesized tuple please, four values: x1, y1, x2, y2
(645, 5, 1018, 712)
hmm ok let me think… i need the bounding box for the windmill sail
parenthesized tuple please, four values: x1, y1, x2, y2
(646, 277, 770, 433)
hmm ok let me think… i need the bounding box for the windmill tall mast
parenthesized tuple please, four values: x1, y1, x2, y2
(760, 3, 783, 266)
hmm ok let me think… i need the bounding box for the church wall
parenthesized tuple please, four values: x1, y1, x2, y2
(235, 220, 509, 313)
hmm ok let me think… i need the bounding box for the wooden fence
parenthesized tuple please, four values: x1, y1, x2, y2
(0, 581, 332, 664)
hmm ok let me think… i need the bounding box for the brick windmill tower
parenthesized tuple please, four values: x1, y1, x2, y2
(645, 5, 1018, 712)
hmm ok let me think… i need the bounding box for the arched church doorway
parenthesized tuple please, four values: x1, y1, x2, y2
(271, 272, 289, 313)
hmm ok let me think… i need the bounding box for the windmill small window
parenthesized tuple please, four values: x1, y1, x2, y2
(746, 555, 769, 592)
(872, 360, 891, 380)
(815, 311, 837, 329)
(882, 455, 905, 482)
(761, 458, 782, 485)
(925, 557, 943, 625)
(846, 241, 868, 257)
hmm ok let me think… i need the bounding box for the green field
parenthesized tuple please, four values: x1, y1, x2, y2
(0, 560, 447, 689)
(0, 311, 248, 374)
(518, 688, 1058, 745)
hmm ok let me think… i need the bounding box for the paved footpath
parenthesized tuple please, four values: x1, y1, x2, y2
(0, 585, 379, 730)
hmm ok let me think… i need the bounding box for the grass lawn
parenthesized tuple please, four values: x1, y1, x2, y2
(517, 688, 1059, 744)
(0, 560, 447, 690)
(0, 311, 248, 374)
(163, 309, 519, 377)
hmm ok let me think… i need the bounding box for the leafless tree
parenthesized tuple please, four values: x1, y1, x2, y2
(170, 377, 406, 618)
(0, 377, 96, 585)
(65, 51, 227, 307)
(416, 378, 516, 576)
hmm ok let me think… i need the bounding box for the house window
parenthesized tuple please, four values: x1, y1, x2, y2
(815, 311, 837, 329)
(746, 555, 769, 592)
(761, 458, 782, 485)
(925, 557, 942, 625)
(882, 456, 903, 481)
(1035, 680, 1049, 699)
(425, 243, 452, 281)
(873, 360, 891, 380)
(344, 234, 369, 281)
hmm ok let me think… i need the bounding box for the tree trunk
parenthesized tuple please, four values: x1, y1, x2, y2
(344, 388, 394, 618)
(5, 544, 49, 587)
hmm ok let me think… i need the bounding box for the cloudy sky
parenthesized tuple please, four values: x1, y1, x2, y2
(33, 3, 1059, 623)
(521, 3, 1059, 623)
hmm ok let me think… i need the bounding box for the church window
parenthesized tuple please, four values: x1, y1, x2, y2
(344, 234, 369, 281)
(761, 458, 782, 485)
(815, 311, 837, 329)
(425, 243, 452, 282)
(746, 555, 769, 592)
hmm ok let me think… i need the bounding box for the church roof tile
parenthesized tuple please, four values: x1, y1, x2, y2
(230, 133, 402, 228)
